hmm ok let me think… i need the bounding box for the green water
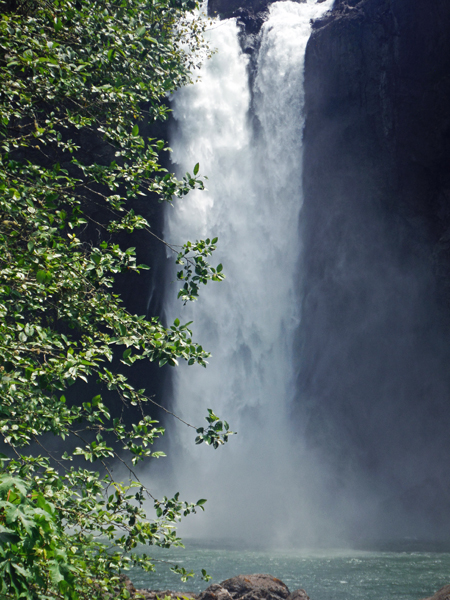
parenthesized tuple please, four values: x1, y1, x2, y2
(127, 541, 450, 600)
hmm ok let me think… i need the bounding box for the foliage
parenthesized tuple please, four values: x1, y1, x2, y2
(0, 0, 231, 597)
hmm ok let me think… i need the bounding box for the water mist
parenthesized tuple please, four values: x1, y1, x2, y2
(162, 0, 335, 547)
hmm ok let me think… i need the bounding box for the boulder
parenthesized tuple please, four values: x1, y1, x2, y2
(199, 574, 309, 600)
(287, 590, 310, 600)
(220, 574, 290, 600)
(197, 583, 233, 600)
(140, 591, 198, 600)
(421, 586, 450, 600)
(130, 574, 309, 600)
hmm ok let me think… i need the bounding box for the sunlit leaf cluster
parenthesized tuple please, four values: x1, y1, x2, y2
(0, 0, 232, 597)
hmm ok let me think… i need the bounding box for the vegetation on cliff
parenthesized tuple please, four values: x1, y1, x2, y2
(0, 0, 230, 597)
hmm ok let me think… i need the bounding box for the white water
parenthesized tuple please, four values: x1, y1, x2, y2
(164, 0, 334, 545)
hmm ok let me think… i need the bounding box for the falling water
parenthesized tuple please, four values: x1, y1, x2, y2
(164, 0, 334, 546)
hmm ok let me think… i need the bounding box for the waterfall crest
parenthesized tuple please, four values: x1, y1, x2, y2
(164, 0, 333, 546)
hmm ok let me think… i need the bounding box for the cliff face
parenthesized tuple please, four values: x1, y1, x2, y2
(194, 0, 450, 539)
(305, 0, 450, 265)
(298, 0, 450, 538)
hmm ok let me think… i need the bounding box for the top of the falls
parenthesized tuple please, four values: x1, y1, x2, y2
(207, 0, 332, 34)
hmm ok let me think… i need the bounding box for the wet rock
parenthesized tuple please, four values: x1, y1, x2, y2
(421, 586, 450, 600)
(135, 574, 308, 600)
(119, 575, 138, 596)
(298, 0, 450, 539)
(200, 574, 292, 600)
(207, 0, 307, 34)
(208, 0, 270, 21)
(132, 590, 198, 600)
(198, 583, 234, 600)
(219, 574, 289, 600)
(287, 590, 310, 600)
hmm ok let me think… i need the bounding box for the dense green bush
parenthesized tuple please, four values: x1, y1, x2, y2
(0, 0, 231, 597)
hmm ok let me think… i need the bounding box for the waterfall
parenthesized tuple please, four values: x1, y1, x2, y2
(163, 0, 334, 546)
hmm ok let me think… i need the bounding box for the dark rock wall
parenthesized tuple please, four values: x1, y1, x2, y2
(109, 114, 171, 420)
(298, 0, 450, 538)
(208, 0, 270, 21)
(65, 116, 170, 422)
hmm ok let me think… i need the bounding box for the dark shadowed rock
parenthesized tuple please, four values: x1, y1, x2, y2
(220, 574, 290, 600)
(297, 0, 450, 539)
(119, 575, 138, 596)
(198, 583, 234, 600)
(207, 0, 309, 35)
(287, 590, 310, 600)
(421, 586, 450, 600)
(208, 0, 269, 20)
(128, 574, 309, 600)
(131, 589, 198, 600)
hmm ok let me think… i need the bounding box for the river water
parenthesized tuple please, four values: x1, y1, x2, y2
(128, 542, 450, 600)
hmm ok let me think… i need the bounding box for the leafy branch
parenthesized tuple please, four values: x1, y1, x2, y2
(0, 0, 232, 598)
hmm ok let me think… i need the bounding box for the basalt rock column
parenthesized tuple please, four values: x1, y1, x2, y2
(299, 0, 450, 539)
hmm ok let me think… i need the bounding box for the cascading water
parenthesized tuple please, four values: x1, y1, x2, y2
(163, 0, 334, 546)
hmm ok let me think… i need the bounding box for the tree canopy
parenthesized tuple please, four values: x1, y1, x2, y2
(0, 0, 230, 597)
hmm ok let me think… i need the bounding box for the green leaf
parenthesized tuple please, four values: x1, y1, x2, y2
(36, 270, 47, 284)
(0, 1, 233, 593)
(53, 17, 63, 32)
(12, 563, 31, 579)
(0, 476, 27, 498)
(49, 562, 65, 584)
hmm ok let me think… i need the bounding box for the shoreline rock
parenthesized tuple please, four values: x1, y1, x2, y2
(123, 573, 449, 600)
(421, 586, 450, 600)
(122, 574, 309, 600)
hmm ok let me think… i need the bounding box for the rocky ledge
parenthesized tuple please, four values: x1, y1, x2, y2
(122, 572, 449, 600)
(122, 574, 310, 600)
(421, 586, 450, 600)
